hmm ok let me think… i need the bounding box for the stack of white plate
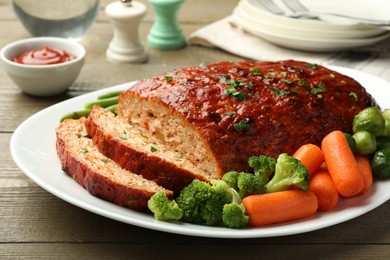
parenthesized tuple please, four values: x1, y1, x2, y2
(232, 0, 390, 52)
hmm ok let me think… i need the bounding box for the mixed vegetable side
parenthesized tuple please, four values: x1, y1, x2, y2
(148, 106, 390, 228)
(60, 92, 390, 229)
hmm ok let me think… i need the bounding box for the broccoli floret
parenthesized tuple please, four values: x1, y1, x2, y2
(248, 155, 277, 183)
(265, 153, 309, 193)
(176, 179, 232, 226)
(222, 171, 240, 190)
(222, 171, 265, 198)
(237, 173, 265, 198)
(203, 180, 235, 225)
(147, 191, 183, 221)
(222, 203, 249, 229)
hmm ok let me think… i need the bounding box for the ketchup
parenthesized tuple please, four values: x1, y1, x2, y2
(13, 45, 76, 65)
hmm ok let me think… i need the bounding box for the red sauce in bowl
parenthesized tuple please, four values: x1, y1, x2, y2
(13, 45, 76, 65)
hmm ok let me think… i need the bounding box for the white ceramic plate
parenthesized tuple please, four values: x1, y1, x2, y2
(237, 1, 387, 39)
(299, 0, 390, 22)
(10, 66, 390, 238)
(232, 12, 390, 52)
(248, 0, 390, 27)
(235, 0, 390, 52)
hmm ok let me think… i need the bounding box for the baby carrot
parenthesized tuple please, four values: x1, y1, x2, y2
(309, 170, 339, 211)
(242, 190, 318, 227)
(355, 155, 373, 195)
(293, 143, 324, 176)
(321, 130, 364, 197)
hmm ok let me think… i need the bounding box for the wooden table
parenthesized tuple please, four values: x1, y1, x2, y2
(1, 0, 389, 258)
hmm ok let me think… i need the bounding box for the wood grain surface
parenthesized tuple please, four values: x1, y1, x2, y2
(1, 0, 389, 259)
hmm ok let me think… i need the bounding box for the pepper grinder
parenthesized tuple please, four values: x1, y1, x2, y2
(105, 0, 147, 63)
(147, 0, 186, 50)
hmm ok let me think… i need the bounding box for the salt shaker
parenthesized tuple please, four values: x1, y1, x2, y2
(105, 0, 147, 63)
(147, 0, 186, 50)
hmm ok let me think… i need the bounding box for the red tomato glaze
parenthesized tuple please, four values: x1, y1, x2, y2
(13, 45, 76, 65)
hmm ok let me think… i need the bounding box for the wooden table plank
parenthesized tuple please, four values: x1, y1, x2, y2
(1, 244, 389, 260)
(1, 0, 389, 258)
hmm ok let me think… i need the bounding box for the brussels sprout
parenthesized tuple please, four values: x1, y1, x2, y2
(344, 133, 357, 153)
(353, 107, 385, 136)
(379, 119, 390, 136)
(382, 109, 390, 120)
(372, 149, 390, 179)
(352, 131, 377, 155)
(376, 136, 390, 150)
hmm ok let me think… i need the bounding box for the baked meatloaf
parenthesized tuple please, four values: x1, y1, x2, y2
(116, 60, 376, 178)
(56, 118, 173, 211)
(85, 105, 209, 192)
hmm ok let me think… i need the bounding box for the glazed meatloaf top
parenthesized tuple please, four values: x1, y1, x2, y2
(116, 60, 376, 177)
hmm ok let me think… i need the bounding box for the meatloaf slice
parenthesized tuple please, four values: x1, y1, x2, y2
(84, 105, 210, 192)
(56, 118, 173, 211)
(116, 60, 376, 177)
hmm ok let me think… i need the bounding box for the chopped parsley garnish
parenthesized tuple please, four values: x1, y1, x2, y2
(224, 84, 246, 100)
(310, 83, 326, 95)
(150, 146, 158, 152)
(249, 67, 262, 76)
(219, 76, 254, 101)
(119, 130, 130, 140)
(270, 87, 291, 97)
(349, 92, 359, 101)
(291, 87, 298, 93)
(140, 133, 148, 139)
(281, 79, 293, 85)
(225, 111, 236, 116)
(264, 71, 277, 79)
(223, 79, 249, 101)
(231, 79, 245, 87)
(215, 74, 228, 83)
(164, 75, 173, 83)
(295, 78, 309, 88)
(305, 63, 319, 70)
(234, 120, 250, 132)
(79, 131, 88, 137)
(100, 158, 108, 163)
(81, 148, 88, 154)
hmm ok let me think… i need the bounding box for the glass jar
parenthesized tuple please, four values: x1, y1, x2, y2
(13, 0, 99, 41)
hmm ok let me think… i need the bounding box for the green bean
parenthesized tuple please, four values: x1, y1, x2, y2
(60, 109, 91, 122)
(59, 104, 118, 122)
(105, 104, 118, 114)
(84, 96, 118, 109)
(97, 90, 123, 100)
(60, 90, 122, 122)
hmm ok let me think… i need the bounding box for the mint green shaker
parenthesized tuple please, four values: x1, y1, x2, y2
(147, 0, 186, 50)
